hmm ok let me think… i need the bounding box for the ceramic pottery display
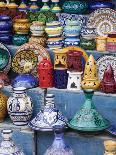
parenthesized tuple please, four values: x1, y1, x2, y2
(107, 36, 116, 53)
(13, 19, 30, 34)
(62, 0, 88, 14)
(44, 125, 74, 155)
(87, 8, 116, 36)
(0, 82, 8, 122)
(54, 69, 68, 89)
(41, 0, 50, 11)
(18, 0, 28, 12)
(7, 87, 33, 126)
(54, 49, 67, 69)
(29, 36, 46, 46)
(7, 0, 18, 9)
(67, 71, 83, 91)
(0, 129, 25, 155)
(68, 89, 110, 131)
(30, 21, 45, 37)
(0, 43, 11, 73)
(12, 50, 38, 74)
(28, 0, 39, 12)
(81, 55, 100, 90)
(0, 72, 10, 86)
(80, 35, 96, 50)
(96, 37, 107, 52)
(64, 37, 80, 47)
(100, 65, 116, 94)
(12, 34, 29, 46)
(67, 51, 83, 72)
(51, 0, 61, 13)
(12, 74, 38, 89)
(81, 26, 97, 37)
(38, 58, 53, 88)
(97, 55, 116, 81)
(89, 1, 114, 12)
(104, 140, 116, 155)
(47, 37, 64, 50)
(28, 94, 67, 131)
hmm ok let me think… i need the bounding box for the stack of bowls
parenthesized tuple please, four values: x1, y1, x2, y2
(29, 21, 46, 46)
(45, 21, 64, 50)
(64, 20, 82, 47)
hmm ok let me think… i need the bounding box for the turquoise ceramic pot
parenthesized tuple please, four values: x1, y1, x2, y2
(64, 26, 81, 37)
(62, 1, 88, 14)
(12, 34, 29, 46)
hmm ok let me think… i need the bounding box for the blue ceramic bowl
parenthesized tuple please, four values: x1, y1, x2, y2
(0, 34, 12, 44)
(0, 16, 12, 31)
(64, 37, 80, 46)
(64, 26, 81, 37)
(12, 74, 38, 89)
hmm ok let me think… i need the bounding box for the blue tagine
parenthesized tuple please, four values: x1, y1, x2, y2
(28, 94, 67, 131)
(12, 74, 38, 89)
(44, 125, 74, 155)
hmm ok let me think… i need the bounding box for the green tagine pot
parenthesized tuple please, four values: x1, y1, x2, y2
(62, 0, 88, 14)
(68, 89, 110, 132)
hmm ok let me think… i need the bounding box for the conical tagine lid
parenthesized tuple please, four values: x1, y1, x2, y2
(68, 89, 110, 132)
(28, 94, 67, 131)
(81, 55, 100, 90)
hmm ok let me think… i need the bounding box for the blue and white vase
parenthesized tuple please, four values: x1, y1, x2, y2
(28, 94, 67, 131)
(44, 125, 74, 155)
(7, 87, 33, 126)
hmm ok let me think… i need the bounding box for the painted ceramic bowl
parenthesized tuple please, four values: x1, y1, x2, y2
(46, 21, 61, 27)
(81, 26, 97, 36)
(7, 2, 18, 9)
(12, 34, 29, 46)
(62, 0, 88, 14)
(0, 16, 12, 32)
(64, 37, 80, 46)
(0, 33, 12, 45)
(89, 2, 114, 12)
(12, 74, 38, 89)
(47, 37, 64, 49)
(31, 30, 45, 37)
(30, 24, 45, 31)
(65, 20, 81, 26)
(64, 26, 81, 37)
(45, 27, 63, 37)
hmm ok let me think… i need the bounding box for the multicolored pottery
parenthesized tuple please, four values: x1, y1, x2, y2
(107, 36, 116, 53)
(28, 0, 39, 12)
(0, 72, 10, 86)
(68, 89, 110, 132)
(41, 0, 50, 11)
(62, 0, 88, 14)
(12, 34, 29, 46)
(0, 16, 12, 32)
(100, 65, 116, 93)
(81, 55, 100, 90)
(45, 26, 63, 37)
(28, 94, 67, 131)
(64, 37, 80, 46)
(7, 87, 33, 126)
(7, 0, 18, 9)
(51, 0, 61, 13)
(29, 36, 46, 46)
(96, 37, 107, 52)
(47, 37, 64, 49)
(12, 74, 38, 89)
(104, 140, 116, 155)
(18, 0, 28, 12)
(44, 125, 74, 155)
(0, 33, 12, 44)
(64, 25, 81, 37)
(0, 129, 25, 155)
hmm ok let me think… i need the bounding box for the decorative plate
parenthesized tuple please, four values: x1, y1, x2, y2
(16, 42, 51, 76)
(87, 8, 116, 36)
(106, 125, 116, 136)
(0, 42, 11, 73)
(12, 50, 38, 74)
(97, 55, 116, 81)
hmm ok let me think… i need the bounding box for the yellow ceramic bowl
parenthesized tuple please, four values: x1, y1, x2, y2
(45, 27, 63, 35)
(104, 140, 116, 152)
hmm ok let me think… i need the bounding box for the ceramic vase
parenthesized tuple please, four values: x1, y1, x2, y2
(41, 0, 50, 11)
(44, 125, 74, 155)
(12, 74, 38, 89)
(81, 55, 100, 90)
(28, 0, 39, 12)
(0, 129, 25, 155)
(12, 34, 29, 46)
(28, 94, 67, 131)
(100, 65, 116, 93)
(7, 87, 33, 126)
(68, 89, 110, 132)
(104, 140, 116, 155)
(18, 0, 28, 12)
(67, 71, 83, 91)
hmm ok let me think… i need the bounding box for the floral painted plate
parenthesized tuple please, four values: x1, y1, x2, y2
(0, 42, 11, 73)
(12, 50, 38, 74)
(87, 8, 116, 36)
(97, 55, 116, 81)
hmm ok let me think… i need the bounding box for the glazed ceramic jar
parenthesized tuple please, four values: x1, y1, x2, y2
(104, 140, 116, 155)
(107, 37, 116, 52)
(47, 37, 64, 49)
(0, 129, 25, 155)
(29, 36, 46, 46)
(13, 19, 30, 34)
(12, 34, 29, 46)
(7, 87, 33, 126)
(62, 0, 88, 14)
(96, 37, 107, 52)
(80, 35, 96, 50)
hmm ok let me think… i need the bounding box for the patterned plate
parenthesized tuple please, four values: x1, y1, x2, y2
(12, 50, 38, 74)
(16, 42, 51, 76)
(0, 42, 11, 73)
(97, 55, 116, 81)
(87, 8, 116, 36)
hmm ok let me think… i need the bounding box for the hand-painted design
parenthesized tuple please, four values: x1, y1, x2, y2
(87, 8, 116, 36)
(12, 50, 38, 74)
(97, 55, 116, 81)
